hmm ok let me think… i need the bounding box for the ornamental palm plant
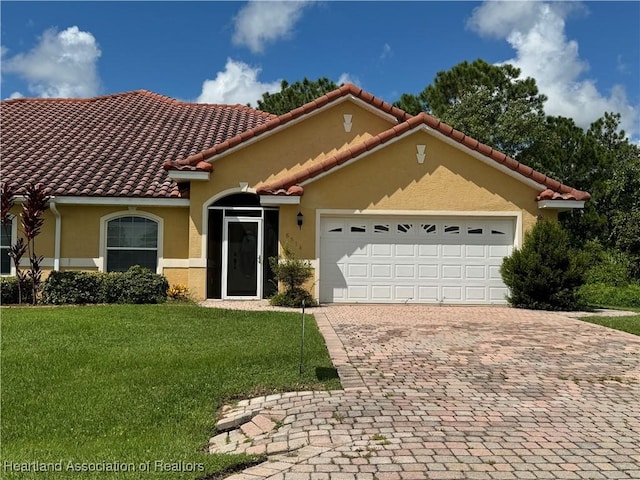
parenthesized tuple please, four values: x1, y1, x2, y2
(20, 183, 49, 304)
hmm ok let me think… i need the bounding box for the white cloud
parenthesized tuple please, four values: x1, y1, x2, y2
(3, 26, 101, 98)
(232, 1, 313, 54)
(8, 91, 24, 99)
(337, 73, 360, 87)
(380, 43, 392, 61)
(468, 1, 638, 139)
(197, 58, 281, 105)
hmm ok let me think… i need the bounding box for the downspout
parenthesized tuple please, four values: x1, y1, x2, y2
(49, 200, 61, 271)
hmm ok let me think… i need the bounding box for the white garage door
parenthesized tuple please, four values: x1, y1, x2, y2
(319, 216, 515, 304)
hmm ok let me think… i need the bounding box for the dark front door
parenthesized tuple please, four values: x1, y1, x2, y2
(224, 219, 261, 298)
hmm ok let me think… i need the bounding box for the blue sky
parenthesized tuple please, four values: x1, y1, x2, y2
(1, 1, 639, 139)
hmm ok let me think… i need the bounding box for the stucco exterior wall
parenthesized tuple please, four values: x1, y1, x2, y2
(278, 130, 552, 262)
(187, 101, 397, 259)
(4, 204, 190, 281)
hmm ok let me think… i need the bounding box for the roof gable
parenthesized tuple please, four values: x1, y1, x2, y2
(256, 112, 591, 201)
(163, 83, 411, 171)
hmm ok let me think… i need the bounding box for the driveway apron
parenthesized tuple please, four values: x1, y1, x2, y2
(214, 305, 640, 480)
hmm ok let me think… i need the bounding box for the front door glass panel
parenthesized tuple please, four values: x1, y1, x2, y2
(226, 221, 258, 296)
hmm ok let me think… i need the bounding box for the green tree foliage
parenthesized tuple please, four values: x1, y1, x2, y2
(500, 218, 587, 311)
(395, 59, 547, 158)
(254, 77, 339, 115)
(402, 60, 639, 279)
(393, 93, 427, 116)
(543, 113, 640, 278)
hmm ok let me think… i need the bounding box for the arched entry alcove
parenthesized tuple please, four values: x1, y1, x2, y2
(207, 193, 279, 299)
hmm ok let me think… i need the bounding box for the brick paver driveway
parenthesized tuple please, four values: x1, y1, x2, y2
(217, 305, 640, 480)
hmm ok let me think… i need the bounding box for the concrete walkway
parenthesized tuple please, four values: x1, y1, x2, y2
(205, 303, 640, 480)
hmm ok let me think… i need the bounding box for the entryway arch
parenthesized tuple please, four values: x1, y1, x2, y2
(206, 193, 279, 299)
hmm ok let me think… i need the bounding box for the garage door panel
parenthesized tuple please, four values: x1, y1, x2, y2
(490, 287, 509, 302)
(351, 245, 369, 257)
(442, 264, 463, 279)
(371, 285, 392, 301)
(320, 216, 513, 304)
(395, 264, 416, 278)
(489, 265, 502, 280)
(371, 263, 392, 279)
(394, 285, 415, 301)
(442, 244, 462, 257)
(465, 245, 486, 257)
(394, 244, 415, 256)
(489, 245, 511, 257)
(418, 264, 438, 279)
(331, 287, 346, 301)
(347, 263, 368, 277)
(442, 286, 463, 301)
(371, 244, 393, 256)
(347, 285, 368, 299)
(466, 286, 487, 302)
(418, 286, 439, 301)
(418, 244, 438, 257)
(466, 265, 487, 279)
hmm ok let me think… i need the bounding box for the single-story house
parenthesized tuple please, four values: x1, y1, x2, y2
(0, 84, 589, 304)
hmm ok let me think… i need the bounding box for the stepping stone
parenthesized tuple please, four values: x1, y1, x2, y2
(241, 420, 264, 438)
(252, 414, 277, 432)
(216, 411, 254, 431)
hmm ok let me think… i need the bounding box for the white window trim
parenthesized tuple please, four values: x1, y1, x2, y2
(1, 216, 18, 276)
(99, 211, 164, 274)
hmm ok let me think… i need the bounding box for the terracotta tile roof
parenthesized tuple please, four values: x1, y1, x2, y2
(256, 111, 591, 202)
(1, 91, 276, 198)
(163, 83, 412, 170)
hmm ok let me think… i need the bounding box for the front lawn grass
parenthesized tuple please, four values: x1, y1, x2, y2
(0, 305, 340, 479)
(580, 314, 640, 336)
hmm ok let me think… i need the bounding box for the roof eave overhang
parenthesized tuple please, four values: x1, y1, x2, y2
(203, 95, 402, 164)
(259, 195, 301, 205)
(537, 200, 585, 211)
(167, 170, 210, 181)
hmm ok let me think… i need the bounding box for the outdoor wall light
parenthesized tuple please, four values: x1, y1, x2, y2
(297, 211, 304, 229)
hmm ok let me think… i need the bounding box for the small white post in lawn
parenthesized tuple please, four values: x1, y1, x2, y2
(299, 299, 306, 375)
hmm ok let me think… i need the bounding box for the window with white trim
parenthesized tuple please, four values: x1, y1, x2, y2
(1, 219, 13, 275)
(106, 216, 158, 272)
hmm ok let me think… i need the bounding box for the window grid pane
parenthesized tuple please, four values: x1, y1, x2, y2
(106, 249, 157, 272)
(107, 217, 157, 248)
(106, 216, 158, 272)
(1, 249, 10, 274)
(1, 221, 11, 247)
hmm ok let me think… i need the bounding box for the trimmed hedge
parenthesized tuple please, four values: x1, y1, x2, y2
(41, 266, 169, 305)
(578, 283, 640, 309)
(41, 271, 102, 305)
(0, 277, 34, 305)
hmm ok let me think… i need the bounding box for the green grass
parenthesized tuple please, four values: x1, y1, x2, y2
(0, 305, 340, 479)
(581, 314, 640, 336)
